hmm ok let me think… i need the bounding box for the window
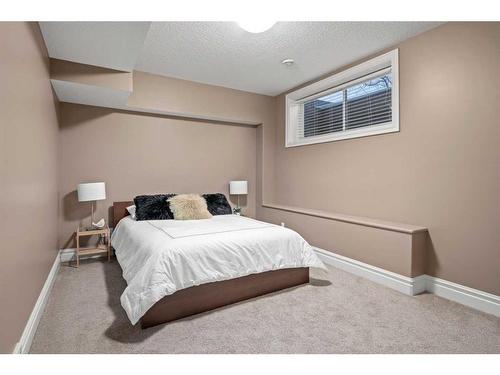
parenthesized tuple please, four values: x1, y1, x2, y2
(286, 49, 399, 147)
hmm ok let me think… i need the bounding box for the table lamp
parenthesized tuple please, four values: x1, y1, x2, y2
(229, 180, 248, 215)
(77, 182, 106, 229)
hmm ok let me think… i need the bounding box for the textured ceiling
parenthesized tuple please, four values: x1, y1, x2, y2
(39, 22, 151, 71)
(40, 21, 442, 96)
(136, 22, 442, 95)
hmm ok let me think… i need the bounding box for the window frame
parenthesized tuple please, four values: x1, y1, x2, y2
(285, 49, 399, 148)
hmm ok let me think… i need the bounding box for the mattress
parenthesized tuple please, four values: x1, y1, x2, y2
(111, 215, 325, 324)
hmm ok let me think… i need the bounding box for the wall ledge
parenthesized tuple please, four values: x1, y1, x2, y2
(262, 203, 428, 234)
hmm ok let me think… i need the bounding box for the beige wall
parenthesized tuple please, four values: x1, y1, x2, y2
(58, 104, 258, 247)
(58, 72, 275, 247)
(0, 23, 59, 353)
(259, 22, 500, 295)
(2, 22, 499, 351)
(128, 72, 277, 205)
(56, 23, 500, 294)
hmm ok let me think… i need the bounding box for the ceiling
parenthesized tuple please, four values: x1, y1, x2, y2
(40, 21, 442, 96)
(39, 22, 151, 71)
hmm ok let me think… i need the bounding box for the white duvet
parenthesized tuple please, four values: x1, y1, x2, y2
(111, 215, 325, 325)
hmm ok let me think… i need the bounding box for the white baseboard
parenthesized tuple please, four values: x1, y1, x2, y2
(426, 276, 500, 317)
(59, 248, 108, 263)
(313, 247, 425, 296)
(313, 247, 500, 317)
(13, 252, 60, 354)
(13, 248, 110, 353)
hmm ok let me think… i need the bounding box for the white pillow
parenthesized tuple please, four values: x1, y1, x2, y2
(126, 205, 137, 220)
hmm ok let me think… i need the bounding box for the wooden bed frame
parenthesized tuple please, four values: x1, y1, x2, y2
(112, 201, 310, 328)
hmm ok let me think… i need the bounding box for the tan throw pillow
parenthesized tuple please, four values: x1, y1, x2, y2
(168, 194, 213, 220)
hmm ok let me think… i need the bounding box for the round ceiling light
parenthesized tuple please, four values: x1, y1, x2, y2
(237, 20, 276, 33)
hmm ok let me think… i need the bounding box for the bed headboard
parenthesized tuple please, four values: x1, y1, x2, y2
(113, 201, 133, 227)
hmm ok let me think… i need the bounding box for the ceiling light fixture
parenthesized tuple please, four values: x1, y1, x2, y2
(282, 59, 294, 66)
(237, 20, 276, 33)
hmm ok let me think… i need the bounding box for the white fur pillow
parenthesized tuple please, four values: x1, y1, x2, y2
(168, 194, 213, 220)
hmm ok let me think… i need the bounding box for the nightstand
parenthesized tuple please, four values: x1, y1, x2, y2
(75, 226, 111, 268)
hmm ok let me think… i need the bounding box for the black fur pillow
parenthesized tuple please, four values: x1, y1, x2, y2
(203, 193, 232, 216)
(134, 194, 176, 221)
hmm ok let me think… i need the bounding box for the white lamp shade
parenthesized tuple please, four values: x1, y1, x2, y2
(77, 182, 106, 202)
(229, 180, 248, 195)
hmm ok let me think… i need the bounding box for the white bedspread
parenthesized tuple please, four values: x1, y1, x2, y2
(111, 215, 325, 324)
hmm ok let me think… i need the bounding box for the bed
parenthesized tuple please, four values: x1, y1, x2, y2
(111, 201, 325, 328)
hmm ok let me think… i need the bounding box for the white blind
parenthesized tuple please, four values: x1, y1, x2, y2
(295, 69, 393, 139)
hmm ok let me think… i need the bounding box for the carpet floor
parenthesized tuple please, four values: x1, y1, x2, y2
(30, 259, 500, 354)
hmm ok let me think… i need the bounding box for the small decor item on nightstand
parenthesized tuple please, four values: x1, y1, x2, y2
(229, 180, 247, 216)
(77, 182, 106, 230)
(92, 218, 106, 229)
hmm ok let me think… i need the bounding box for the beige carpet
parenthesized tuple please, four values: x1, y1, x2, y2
(30, 259, 500, 353)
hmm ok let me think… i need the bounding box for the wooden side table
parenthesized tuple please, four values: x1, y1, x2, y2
(75, 226, 111, 268)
